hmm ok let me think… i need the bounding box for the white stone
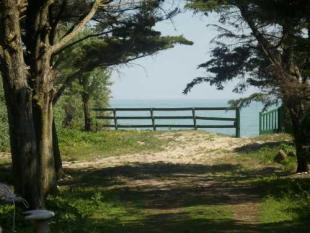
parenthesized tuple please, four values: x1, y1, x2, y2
(24, 210, 55, 220)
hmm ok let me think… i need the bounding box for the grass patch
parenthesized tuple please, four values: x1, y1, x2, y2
(2, 132, 310, 233)
(0, 166, 234, 233)
(59, 129, 170, 161)
(255, 177, 310, 232)
(186, 205, 232, 220)
(254, 133, 292, 142)
(260, 196, 298, 223)
(236, 138, 296, 173)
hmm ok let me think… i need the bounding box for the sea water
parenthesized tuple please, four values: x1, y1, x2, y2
(109, 99, 264, 137)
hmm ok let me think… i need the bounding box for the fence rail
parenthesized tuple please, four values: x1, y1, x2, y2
(94, 107, 241, 137)
(259, 106, 284, 135)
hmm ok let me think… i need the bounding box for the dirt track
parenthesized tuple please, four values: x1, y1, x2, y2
(63, 131, 273, 226)
(63, 131, 254, 169)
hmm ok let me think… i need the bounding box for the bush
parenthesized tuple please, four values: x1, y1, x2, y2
(0, 80, 9, 152)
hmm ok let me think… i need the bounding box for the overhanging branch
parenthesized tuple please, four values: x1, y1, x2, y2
(49, 0, 68, 45)
(238, 5, 281, 66)
(54, 29, 114, 55)
(51, 0, 102, 54)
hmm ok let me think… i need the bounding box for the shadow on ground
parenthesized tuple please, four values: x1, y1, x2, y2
(234, 141, 293, 153)
(62, 162, 261, 209)
(1, 159, 310, 233)
(0, 163, 12, 184)
(48, 211, 310, 233)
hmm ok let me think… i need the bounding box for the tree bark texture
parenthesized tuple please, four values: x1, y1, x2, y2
(0, 0, 56, 208)
(0, 0, 99, 208)
(289, 109, 310, 173)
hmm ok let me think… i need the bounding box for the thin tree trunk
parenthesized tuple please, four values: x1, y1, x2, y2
(53, 119, 64, 179)
(295, 133, 310, 173)
(288, 107, 310, 173)
(32, 92, 57, 205)
(296, 143, 309, 173)
(82, 94, 92, 131)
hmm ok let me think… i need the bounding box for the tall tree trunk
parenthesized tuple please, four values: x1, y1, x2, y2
(82, 93, 92, 131)
(1, 1, 41, 208)
(2, 77, 41, 208)
(288, 106, 310, 173)
(294, 129, 310, 173)
(296, 141, 310, 173)
(1, 0, 98, 213)
(1, 9, 56, 208)
(3, 67, 57, 210)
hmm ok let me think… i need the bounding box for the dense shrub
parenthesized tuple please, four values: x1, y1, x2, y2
(0, 80, 9, 152)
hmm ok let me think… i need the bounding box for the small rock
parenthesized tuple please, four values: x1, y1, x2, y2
(274, 149, 288, 163)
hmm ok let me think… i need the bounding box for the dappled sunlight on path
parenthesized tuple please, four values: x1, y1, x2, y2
(59, 131, 299, 233)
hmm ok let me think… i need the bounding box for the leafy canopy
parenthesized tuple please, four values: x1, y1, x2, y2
(184, 0, 310, 108)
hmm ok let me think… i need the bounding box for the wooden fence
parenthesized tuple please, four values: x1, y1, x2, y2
(259, 106, 284, 135)
(93, 107, 241, 137)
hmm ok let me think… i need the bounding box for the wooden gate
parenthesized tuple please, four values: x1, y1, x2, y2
(93, 107, 241, 137)
(259, 106, 284, 135)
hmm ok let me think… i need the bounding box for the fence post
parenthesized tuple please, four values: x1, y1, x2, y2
(192, 108, 197, 130)
(259, 112, 262, 135)
(274, 110, 277, 131)
(150, 108, 156, 131)
(263, 113, 266, 133)
(94, 110, 98, 132)
(113, 109, 118, 130)
(235, 108, 240, 138)
(278, 106, 284, 132)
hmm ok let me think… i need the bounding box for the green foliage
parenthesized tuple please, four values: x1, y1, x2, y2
(60, 33, 192, 74)
(186, 0, 229, 13)
(257, 177, 310, 229)
(237, 137, 296, 172)
(56, 94, 85, 129)
(1, 131, 310, 233)
(184, 0, 310, 107)
(235, 136, 310, 230)
(0, 79, 9, 152)
(55, 30, 112, 124)
(0, 180, 233, 233)
(260, 194, 310, 224)
(183, 25, 276, 102)
(53, 15, 192, 129)
(54, 7, 193, 77)
(228, 93, 277, 109)
(185, 0, 310, 174)
(57, 68, 111, 129)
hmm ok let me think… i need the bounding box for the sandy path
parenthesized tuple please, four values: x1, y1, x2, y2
(63, 131, 253, 169)
(63, 131, 265, 227)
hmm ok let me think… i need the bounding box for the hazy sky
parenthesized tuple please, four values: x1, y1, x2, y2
(110, 5, 255, 100)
